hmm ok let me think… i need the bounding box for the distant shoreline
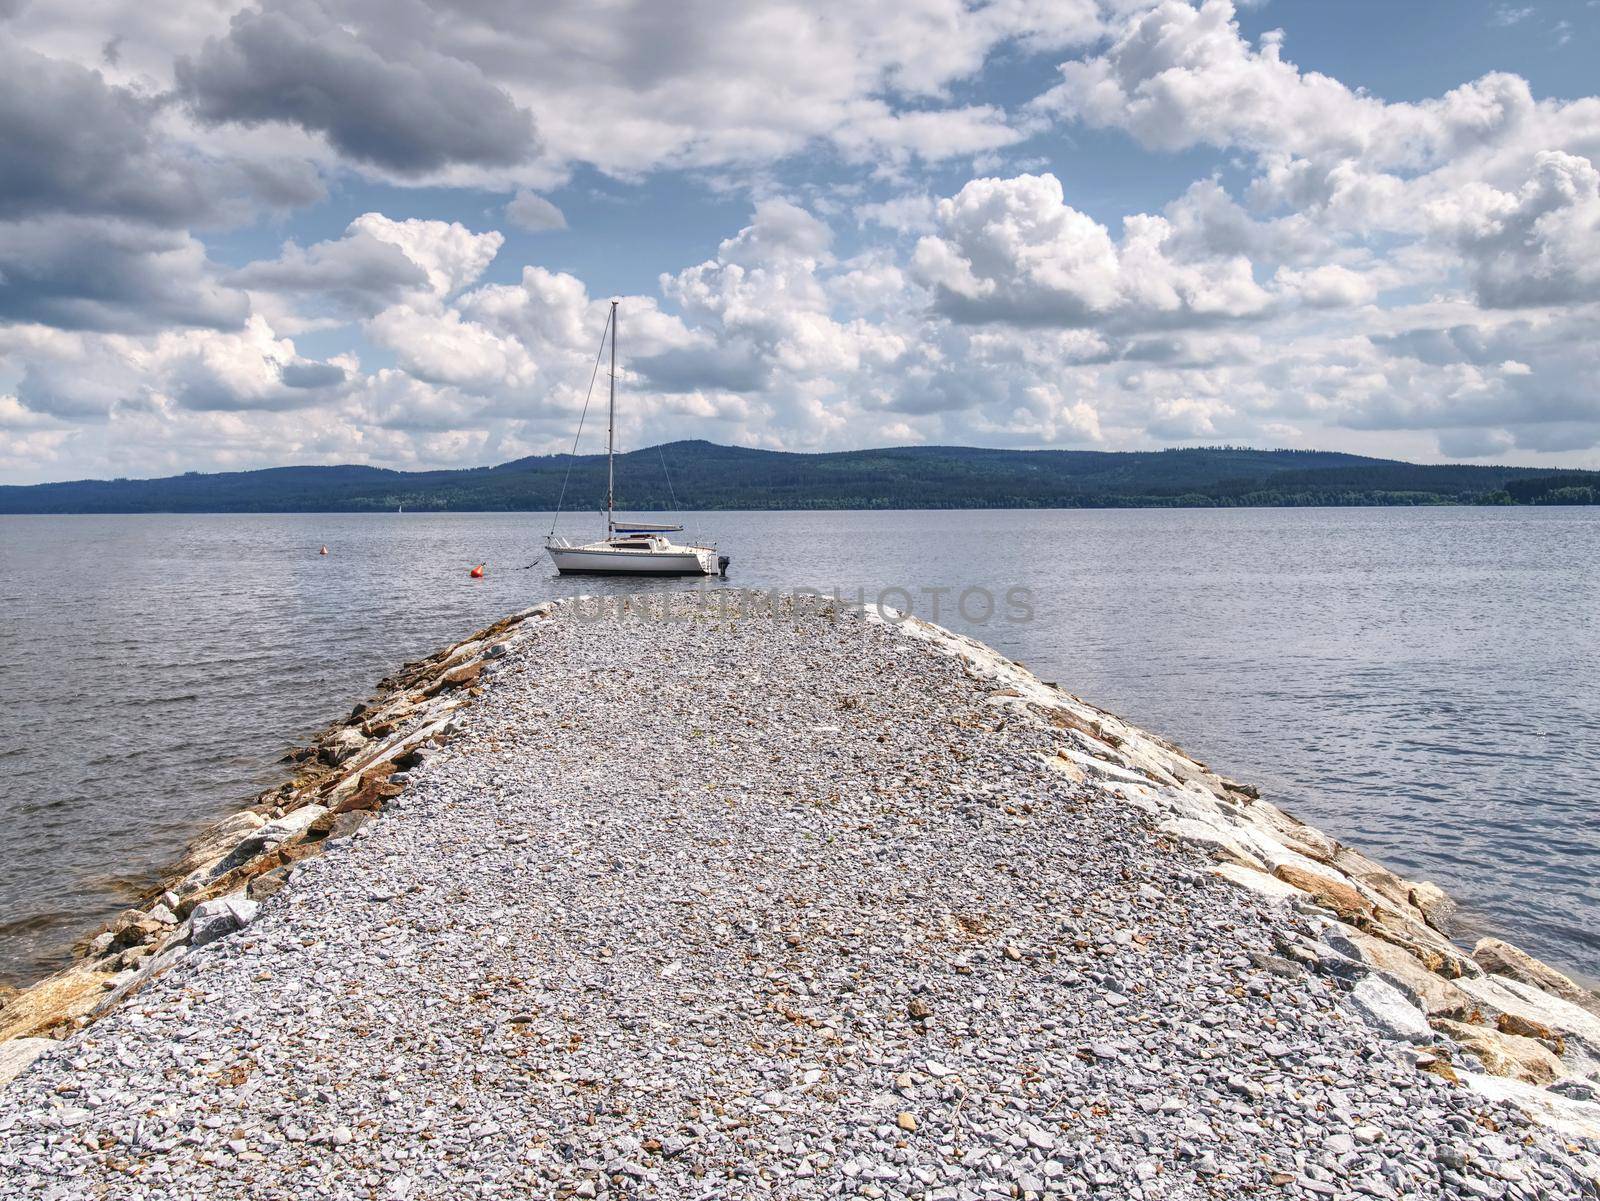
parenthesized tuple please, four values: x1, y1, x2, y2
(4, 441, 1597, 514)
(3, 497, 1599, 516)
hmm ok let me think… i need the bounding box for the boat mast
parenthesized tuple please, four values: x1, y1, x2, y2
(606, 299, 617, 536)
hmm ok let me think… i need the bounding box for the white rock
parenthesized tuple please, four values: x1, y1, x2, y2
(190, 896, 261, 948)
(0, 1038, 55, 1089)
(254, 805, 328, 848)
(1343, 976, 1433, 1044)
(1209, 862, 1302, 900)
(1458, 1071, 1600, 1141)
(1157, 817, 1266, 871)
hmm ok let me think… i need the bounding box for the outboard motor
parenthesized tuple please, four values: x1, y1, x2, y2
(718, 555, 731, 577)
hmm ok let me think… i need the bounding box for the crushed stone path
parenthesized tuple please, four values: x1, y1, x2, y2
(0, 595, 1595, 1199)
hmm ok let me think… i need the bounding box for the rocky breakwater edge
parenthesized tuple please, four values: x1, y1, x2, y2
(0, 603, 526, 1066)
(0, 591, 1592, 1199)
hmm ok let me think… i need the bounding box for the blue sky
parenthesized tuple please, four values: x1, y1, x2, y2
(2, 0, 1599, 482)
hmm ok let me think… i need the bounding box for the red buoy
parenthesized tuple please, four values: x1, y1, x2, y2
(319, 545, 328, 555)
(470, 563, 485, 578)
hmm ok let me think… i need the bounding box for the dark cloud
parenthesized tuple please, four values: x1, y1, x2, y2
(176, 4, 540, 175)
(280, 360, 347, 388)
(226, 229, 430, 315)
(0, 40, 332, 336)
(170, 356, 349, 412)
(0, 218, 248, 332)
(1372, 325, 1500, 366)
(633, 344, 770, 394)
(1352, 316, 1600, 447)
(0, 41, 212, 225)
(14, 361, 133, 421)
(1447, 152, 1600, 310)
(232, 156, 328, 212)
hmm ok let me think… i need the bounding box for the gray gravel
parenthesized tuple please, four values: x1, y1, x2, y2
(1, 593, 1596, 1199)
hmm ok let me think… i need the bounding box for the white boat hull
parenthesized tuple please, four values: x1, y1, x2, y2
(548, 544, 720, 575)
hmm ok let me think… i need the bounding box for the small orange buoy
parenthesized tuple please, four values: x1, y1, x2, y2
(470, 563, 485, 578)
(319, 545, 328, 555)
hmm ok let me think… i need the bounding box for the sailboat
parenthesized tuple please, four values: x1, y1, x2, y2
(545, 300, 729, 577)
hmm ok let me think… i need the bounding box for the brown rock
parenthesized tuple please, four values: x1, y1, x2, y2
(278, 840, 324, 866)
(1329, 846, 1414, 912)
(1043, 750, 1087, 784)
(1271, 864, 1372, 921)
(247, 865, 293, 902)
(182, 838, 325, 911)
(1418, 1054, 1459, 1083)
(423, 660, 483, 697)
(1472, 938, 1587, 1003)
(324, 810, 376, 840)
(109, 918, 165, 951)
(1497, 1012, 1563, 1051)
(907, 997, 934, 1021)
(1332, 928, 1476, 1019)
(896, 1112, 917, 1132)
(1433, 1018, 1565, 1086)
(1363, 910, 1471, 978)
(332, 774, 402, 815)
(114, 946, 151, 972)
(0, 960, 113, 1041)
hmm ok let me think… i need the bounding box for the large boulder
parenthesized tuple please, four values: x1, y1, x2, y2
(1455, 972, 1600, 1080)
(1248, 801, 1340, 863)
(169, 811, 268, 879)
(1343, 976, 1433, 1044)
(1362, 909, 1472, 977)
(1210, 863, 1303, 901)
(1272, 864, 1372, 922)
(0, 960, 113, 1041)
(1433, 1019, 1565, 1085)
(190, 804, 328, 889)
(189, 896, 260, 948)
(0, 1037, 55, 1088)
(1473, 938, 1594, 1009)
(318, 727, 368, 766)
(1458, 1072, 1600, 1142)
(1322, 927, 1476, 1019)
(1407, 881, 1456, 933)
(1328, 846, 1415, 912)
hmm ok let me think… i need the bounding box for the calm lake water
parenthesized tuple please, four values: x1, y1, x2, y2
(1, 508, 1597, 986)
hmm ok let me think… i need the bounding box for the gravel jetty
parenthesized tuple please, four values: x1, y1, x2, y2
(2, 591, 1599, 1200)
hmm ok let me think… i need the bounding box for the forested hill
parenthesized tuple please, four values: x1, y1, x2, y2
(2, 443, 1597, 513)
